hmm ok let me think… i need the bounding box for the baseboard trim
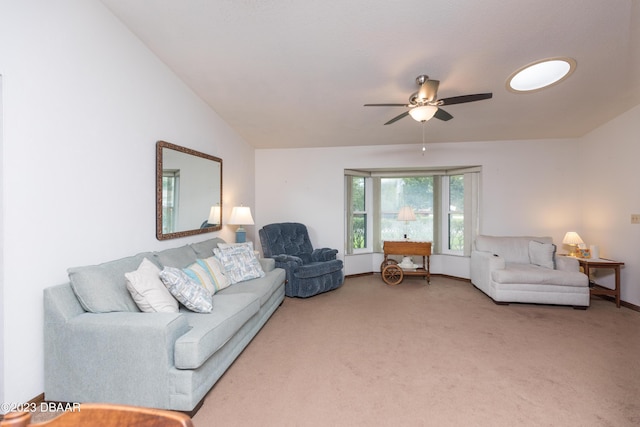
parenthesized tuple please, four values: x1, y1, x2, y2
(28, 393, 45, 406)
(591, 294, 640, 312)
(347, 272, 468, 282)
(345, 272, 374, 278)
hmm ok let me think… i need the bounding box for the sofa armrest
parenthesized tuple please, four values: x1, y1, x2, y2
(259, 257, 276, 273)
(45, 311, 189, 407)
(555, 255, 579, 272)
(311, 248, 338, 262)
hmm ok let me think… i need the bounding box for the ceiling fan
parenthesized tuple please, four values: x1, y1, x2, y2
(364, 75, 493, 125)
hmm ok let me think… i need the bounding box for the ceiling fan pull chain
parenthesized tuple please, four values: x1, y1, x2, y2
(422, 121, 426, 155)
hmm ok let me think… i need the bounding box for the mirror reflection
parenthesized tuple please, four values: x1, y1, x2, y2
(156, 141, 222, 240)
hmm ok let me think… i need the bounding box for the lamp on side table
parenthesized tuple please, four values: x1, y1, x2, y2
(229, 206, 254, 243)
(562, 231, 584, 257)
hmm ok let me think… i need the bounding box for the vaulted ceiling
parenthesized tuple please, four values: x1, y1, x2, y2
(101, 0, 640, 149)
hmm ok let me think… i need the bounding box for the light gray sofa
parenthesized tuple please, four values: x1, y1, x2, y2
(470, 235, 589, 308)
(44, 237, 286, 413)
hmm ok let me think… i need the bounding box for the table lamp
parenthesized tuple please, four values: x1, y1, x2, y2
(397, 206, 416, 240)
(562, 231, 584, 257)
(228, 206, 254, 243)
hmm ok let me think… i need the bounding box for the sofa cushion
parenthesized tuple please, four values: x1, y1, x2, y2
(492, 263, 587, 287)
(125, 258, 179, 313)
(529, 240, 556, 269)
(159, 267, 213, 313)
(190, 238, 226, 259)
(153, 245, 198, 268)
(293, 259, 343, 279)
(68, 253, 151, 313)
(475, 235, 552, 264)
(174, 293, 260, 369)
(217, 268, 286, 307)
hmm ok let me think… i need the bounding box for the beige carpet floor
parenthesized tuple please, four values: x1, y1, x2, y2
(192, 275, 640, 427)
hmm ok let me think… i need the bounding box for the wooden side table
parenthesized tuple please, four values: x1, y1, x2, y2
(577, 258, 625, 308)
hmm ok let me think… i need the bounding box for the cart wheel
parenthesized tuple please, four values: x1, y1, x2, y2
(380, 258, 398, 273)
(382, 264, 403, 286)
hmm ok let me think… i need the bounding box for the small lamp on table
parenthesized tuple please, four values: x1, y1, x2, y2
(229, 206, 254, 243)
(562, 231, 584, 257)
(397, 206, 417, 267)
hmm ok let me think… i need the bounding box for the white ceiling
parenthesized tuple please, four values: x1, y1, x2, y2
(100, 0, 640, 149)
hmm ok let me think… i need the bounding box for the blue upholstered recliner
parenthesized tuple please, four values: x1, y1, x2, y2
(259, 222, 344, 298)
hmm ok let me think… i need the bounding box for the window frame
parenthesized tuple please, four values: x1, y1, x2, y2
(345, 167, 480, 256)
(345, 173, 374, 254)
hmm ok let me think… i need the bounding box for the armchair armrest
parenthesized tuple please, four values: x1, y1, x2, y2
(272, 254, 303, 267)
(271, 254, 303, 280)
(471, 250, 507, 269)
(470, 250, 506, 291)
(311, 248, 338, 262)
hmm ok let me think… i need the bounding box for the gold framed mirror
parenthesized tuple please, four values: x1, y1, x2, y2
(156, 140, 222, 240)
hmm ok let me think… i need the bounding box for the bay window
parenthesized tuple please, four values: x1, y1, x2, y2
(345, 167, 479, 256)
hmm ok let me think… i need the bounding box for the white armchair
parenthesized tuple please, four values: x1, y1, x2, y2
(470, 235, 589, 308)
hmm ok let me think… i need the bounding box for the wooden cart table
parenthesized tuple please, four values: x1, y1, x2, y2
(381, 241, 431, 285)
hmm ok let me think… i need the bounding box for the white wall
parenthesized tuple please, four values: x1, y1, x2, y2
(256, 138, 582, 278)
(581, 103, 640, 306)
(0, 0, 255, 406)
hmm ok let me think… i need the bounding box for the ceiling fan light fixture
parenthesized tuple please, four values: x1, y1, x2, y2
(409, 105, 438, 122)
(507, 57, 576, 93)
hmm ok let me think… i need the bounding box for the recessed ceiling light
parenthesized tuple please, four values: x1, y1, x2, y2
(507, 57, 576, 93)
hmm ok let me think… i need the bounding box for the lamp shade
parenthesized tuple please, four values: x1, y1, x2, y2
(228, 206, 254, 226)
(408, 105, 438, 122)
(207, 205, 221, 225)
(397, 206, 416, 221)
(562, 231, 584, 245)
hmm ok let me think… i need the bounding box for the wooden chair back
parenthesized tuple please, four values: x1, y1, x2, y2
(0, 403, 194, 427)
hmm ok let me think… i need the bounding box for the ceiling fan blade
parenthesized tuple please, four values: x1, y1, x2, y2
(434, 108, 453, 121)
(384, 111, 410, 125)
(438, 93, 492, 105)
(364, 103, 408, 107)
(418, 79, 440, 102)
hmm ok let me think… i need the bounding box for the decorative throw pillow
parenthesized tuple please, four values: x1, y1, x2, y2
(213, 244, 265, 284)
(183, 261, 217, 295)
(125, 258, 179, 313)
(199, 257, 231, 293)
(528, 240, 556, 269)
(217, 241, 254, 251)
(159, 267, 213, 313)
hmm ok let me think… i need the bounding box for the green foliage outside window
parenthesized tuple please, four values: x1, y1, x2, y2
(381, 177, 434, 242)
